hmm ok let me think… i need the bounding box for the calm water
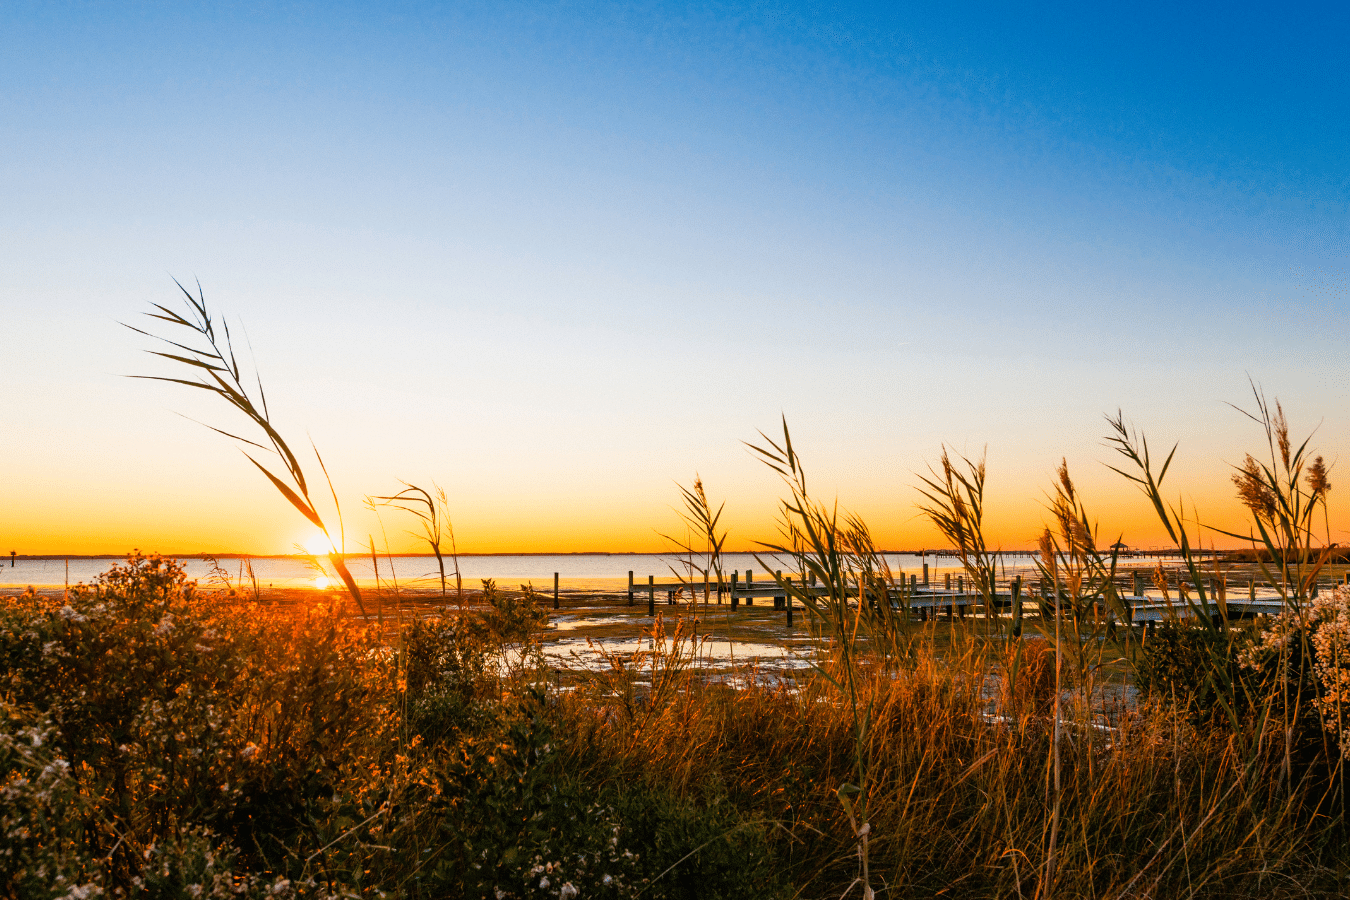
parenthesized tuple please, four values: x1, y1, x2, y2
(0, 552, 1046, 591)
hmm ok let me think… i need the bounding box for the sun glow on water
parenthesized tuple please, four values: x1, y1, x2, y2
(312, 575, 331, 590)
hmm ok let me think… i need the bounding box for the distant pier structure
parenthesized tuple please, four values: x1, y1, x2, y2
(9, 551, 13, 568)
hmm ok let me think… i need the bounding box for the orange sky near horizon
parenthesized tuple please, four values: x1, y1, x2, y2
(6, 440, 1340, 558)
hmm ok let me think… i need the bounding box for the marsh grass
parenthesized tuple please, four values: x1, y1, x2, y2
(917, 446, 999, 632)
(659, 475, 729, 617)
(558, 619, 1344, 899)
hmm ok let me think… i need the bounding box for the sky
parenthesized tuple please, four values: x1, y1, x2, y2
(3, 1, 1348, 556)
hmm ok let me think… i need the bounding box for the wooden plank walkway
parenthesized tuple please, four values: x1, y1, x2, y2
(617, 567, 1308, 631)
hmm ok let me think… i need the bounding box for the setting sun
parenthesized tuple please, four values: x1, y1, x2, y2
(302, 531, 333, 557)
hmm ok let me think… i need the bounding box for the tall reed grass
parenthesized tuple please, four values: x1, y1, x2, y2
(128, 283, 365, 614)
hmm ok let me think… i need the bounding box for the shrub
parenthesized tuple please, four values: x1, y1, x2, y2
(0, 555, 393, 889)
(1133, 620, 1253, 717)
(402, 613, 493, 746)
(405, 692, 783, 900)
(0, 704, 103, 900)
(1239, 588, 1350, 765)
(480, 579, 549, 647)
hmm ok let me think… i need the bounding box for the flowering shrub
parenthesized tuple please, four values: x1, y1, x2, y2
(0, 704, 102, 900)
(1309, 588, 1350, 756)
(1240, 586, 1350, 759)
(0, 555, 392, 892)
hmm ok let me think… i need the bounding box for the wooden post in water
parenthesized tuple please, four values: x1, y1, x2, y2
(1011, 575, 1023, 637)
(945, 572, 952, 591)
(1133, 571, 1143, 598)
(785, 576, 794, 626)
(553, 572, 559, 610)
(628, 571, 634, 606)
(1249, 578, 1256, 602)
(746, 569, 754, 606)
(775, 570, 783, 610)
(731, 571, 739, 609)
(648, 575, 655, 616)
(923, 562, 929, 585)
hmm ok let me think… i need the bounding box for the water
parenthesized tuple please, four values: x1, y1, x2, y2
(541, 635, 815, 672)
(0, 552, 1047, 591)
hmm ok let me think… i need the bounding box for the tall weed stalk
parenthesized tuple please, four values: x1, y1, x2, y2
(371, 482, 462, 605)
(916, 447, 999, 630)
(748, 417, 900, 899)
(128, 282, 365, 613)
(660, 475, 729, 612)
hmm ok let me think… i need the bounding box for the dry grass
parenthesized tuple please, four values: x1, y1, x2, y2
(552, 620, 1346, 898)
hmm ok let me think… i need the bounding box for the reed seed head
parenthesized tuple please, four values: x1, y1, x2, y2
(1233, 454, 1277, 523)
(1307, 455, 1331, 497)
(1275, 400, 1291, 471)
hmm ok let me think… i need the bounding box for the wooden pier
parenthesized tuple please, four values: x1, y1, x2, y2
(611, 566, 1322, 633)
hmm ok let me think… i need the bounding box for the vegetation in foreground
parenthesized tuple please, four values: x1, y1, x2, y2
(11, 288, 1334, 897)
(3, 553, 1348, 899)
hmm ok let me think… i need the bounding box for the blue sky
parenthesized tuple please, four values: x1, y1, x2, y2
(4, 2, 1348, 553)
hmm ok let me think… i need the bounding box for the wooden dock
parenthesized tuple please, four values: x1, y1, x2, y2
(615, 567, 1312, 632)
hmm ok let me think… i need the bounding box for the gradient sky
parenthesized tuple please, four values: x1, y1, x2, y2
(3, 1, 1348, 556)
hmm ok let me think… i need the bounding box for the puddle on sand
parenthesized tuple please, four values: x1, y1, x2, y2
(543, 635, 814, 672)
(549, 614, 632, 632)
